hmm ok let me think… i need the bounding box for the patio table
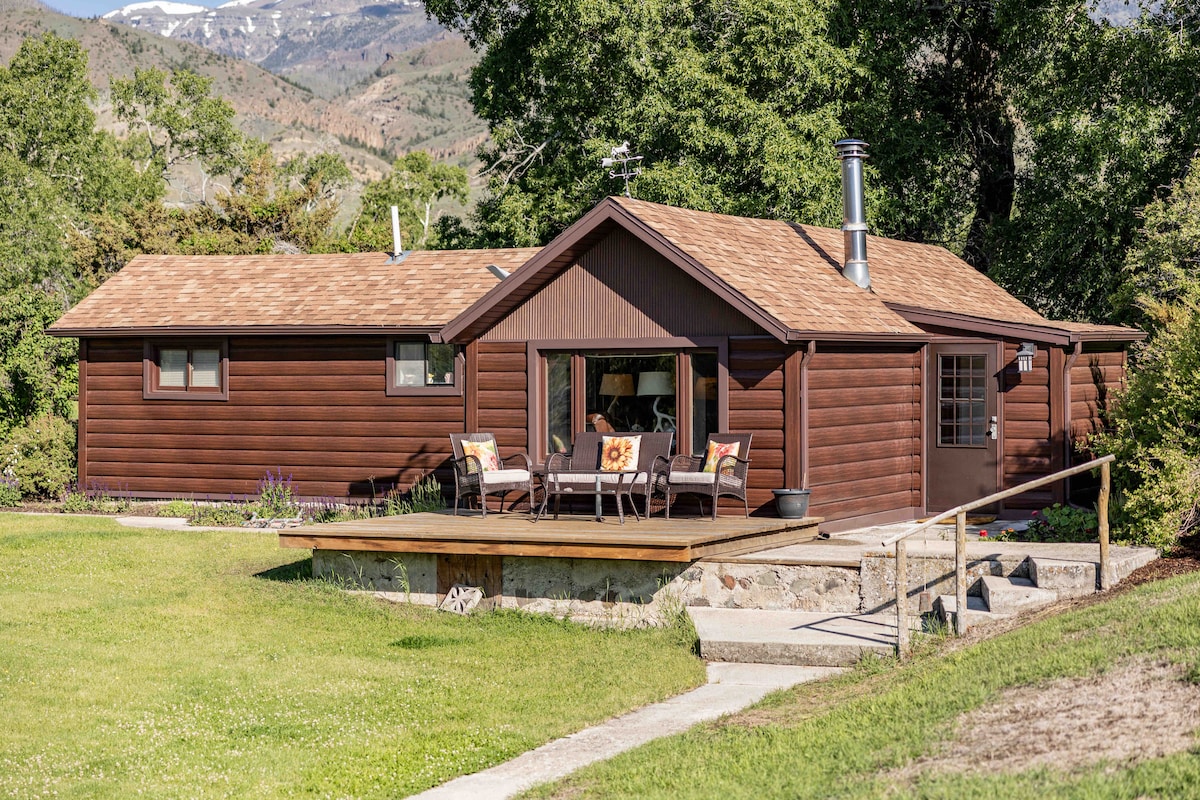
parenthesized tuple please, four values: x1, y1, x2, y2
(534, 468, 642, 524)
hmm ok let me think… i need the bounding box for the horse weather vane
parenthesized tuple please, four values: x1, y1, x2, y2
(601, 141, 643, 197)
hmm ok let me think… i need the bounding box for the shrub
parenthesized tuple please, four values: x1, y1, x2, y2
(188, 501, 249, 527)
(1092, 304, 1200, 551)
(2, 414, 76, 499)
(0, 475, 20, 507)
(383, 475, 445, 516)
(1024, 504, 1099, 543)
(158, 499, 195, 517)
(59, 481, 133, 514)
(254, 469, 299, 518)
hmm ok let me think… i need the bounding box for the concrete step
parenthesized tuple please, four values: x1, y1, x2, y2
(1029, 557, 1097, 598)
(687, 607, 907, 667)
(980, 575, 1058, 614)
(933, 594, 1012, 631)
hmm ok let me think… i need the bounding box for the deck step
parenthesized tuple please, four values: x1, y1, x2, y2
(1029, 557, 1097, 598)
(933, 594, 1012, 631)
(687, 607, 903, 667)
(980, 575, 1058, 615)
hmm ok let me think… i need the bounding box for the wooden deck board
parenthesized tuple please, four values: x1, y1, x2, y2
(279, 510, 823, 562)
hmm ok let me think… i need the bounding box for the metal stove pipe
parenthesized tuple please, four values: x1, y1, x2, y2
(835, 139, 871, 290)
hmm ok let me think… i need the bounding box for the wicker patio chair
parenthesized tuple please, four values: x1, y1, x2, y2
(654, 433, 753, 520)
(448, 433, 535, 517)
(540, 431, 673, 520)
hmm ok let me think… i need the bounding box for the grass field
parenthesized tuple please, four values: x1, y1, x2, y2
(525, 571, 1200, 799)
(0, 514, 705, 799)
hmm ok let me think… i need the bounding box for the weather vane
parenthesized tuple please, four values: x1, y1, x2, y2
(601, 141, 643, 197)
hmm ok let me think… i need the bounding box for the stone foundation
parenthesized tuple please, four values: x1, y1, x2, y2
(313, 549, 867, 625)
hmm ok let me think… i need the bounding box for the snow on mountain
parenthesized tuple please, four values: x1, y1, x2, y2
(103, 1, 208, 18)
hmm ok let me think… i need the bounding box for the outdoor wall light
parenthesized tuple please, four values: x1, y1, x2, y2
(1015, 342, 1037, 373)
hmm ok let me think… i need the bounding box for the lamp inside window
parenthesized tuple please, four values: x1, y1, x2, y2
(1015, 342, 1036, 373)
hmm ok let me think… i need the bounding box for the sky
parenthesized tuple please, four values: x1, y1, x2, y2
(42, 0, 224, 17)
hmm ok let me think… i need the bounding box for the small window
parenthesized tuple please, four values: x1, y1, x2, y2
(386, 339, 462, 396)
(938, 354, 986, 446)
(144, 340, 228, 400)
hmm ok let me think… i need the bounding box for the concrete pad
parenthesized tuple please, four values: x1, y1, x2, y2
(980, 575, 1058, 614)
(407, 660, 839, 800)
(689, 607, 900, 666)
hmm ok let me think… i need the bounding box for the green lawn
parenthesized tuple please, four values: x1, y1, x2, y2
(527, 572, 1200, 799)
(0, 514, 705, 799)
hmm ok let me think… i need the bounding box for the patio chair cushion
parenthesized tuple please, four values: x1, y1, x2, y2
(702, 440, 741, 474)
(462, 439, 500, 472)
(480, 468, 531, 486)
(600, 435, 641, 471)
(668, 471, 745, 489)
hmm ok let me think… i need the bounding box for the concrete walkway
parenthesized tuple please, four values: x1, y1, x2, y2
(407, 662, 841, 800)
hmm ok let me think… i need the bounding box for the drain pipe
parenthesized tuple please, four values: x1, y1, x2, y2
(835, 139, 871, 290)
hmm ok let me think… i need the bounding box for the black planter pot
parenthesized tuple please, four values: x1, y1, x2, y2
(772, 489, 811, 519)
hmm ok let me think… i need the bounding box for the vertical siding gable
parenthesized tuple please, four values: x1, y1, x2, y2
(481, 228, 763, 341)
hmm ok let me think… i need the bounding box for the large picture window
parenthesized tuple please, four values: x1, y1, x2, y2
(386, 340, 462, 396)
(541, 347, 721, 458)
(144, 340, 228, 400)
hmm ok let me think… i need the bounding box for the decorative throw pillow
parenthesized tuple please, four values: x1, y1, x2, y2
(702, 440, 741, 474)
(462, 439, 500, 472)
(600, 435, 641, 472)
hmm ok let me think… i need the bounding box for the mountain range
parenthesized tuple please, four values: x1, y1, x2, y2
(0, 0, 486, 188)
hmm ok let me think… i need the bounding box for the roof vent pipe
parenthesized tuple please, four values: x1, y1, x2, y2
(390, 205, 403, 257)
(834, 139, 871, 290)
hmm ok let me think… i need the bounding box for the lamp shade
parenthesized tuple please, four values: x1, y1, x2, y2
(636, 371, 674, 396)
(599, 373, 634, 397)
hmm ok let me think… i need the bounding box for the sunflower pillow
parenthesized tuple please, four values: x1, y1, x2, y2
(600, 435, 641, 472)
(462, 439, 500, 472)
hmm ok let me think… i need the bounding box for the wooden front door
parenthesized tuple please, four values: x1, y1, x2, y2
(926, 343, 1000, 512)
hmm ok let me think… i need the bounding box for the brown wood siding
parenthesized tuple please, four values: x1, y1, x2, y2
(805, 346, 922, 522)
(482, 228, 762, 340)
(83, 336, 465, 500)
(475, 342, 528, 455)
(727, 338, 786, 514)
(1071, 346, 1126, 445)
(1002, 341, 1054, 510)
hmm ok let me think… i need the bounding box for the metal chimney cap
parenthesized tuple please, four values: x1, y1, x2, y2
(834, 139, 869, 160)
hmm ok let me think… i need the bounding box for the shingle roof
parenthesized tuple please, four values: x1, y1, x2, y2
(613, 197, 1045, 335)
(49, 249, 538, 334)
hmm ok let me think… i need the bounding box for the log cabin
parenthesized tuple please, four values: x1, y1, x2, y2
(49, 144, 1143, 531)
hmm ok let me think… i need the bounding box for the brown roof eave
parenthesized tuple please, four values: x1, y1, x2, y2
(440, 197, 794, 344)
(784, 330, 933, 344)
(887, 304, 1145, 345)
(47, 324, 444, 339)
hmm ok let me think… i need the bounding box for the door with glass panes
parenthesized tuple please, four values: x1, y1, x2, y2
(926, 343, 1000, 512)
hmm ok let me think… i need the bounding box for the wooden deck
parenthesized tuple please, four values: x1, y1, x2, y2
(279, 510, 823, 562)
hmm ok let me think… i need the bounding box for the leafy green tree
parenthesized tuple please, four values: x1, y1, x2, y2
(351, 151, 469, 250)
(0, 287, 77, 437)
(0, 32, 96, 190)
(110, 67, 245, 199)
(424, 0, 858, 247)
(1112, 154, 1200, 330)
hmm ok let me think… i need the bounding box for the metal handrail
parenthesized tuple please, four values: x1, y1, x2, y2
(892, 454, 1115, 656)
